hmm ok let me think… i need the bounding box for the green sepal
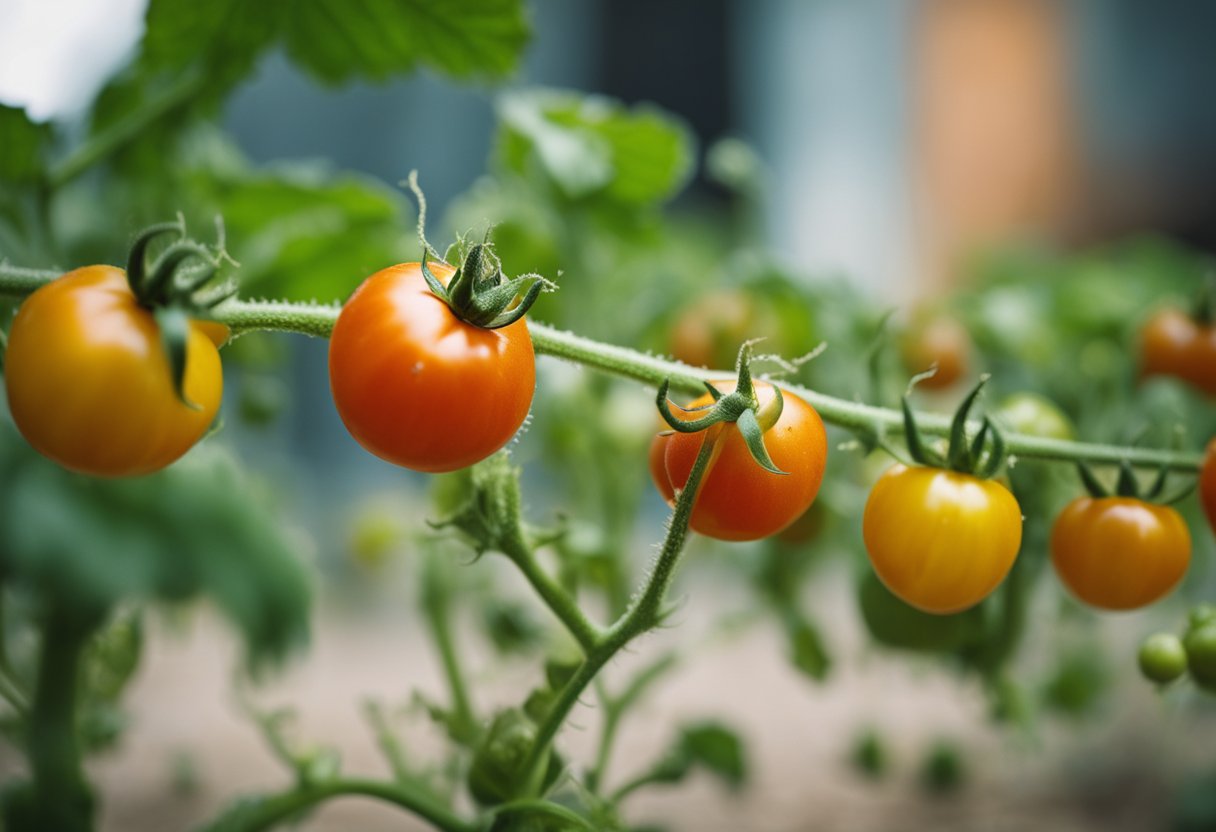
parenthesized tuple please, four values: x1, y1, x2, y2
(968, 418, 991, 470)
(143, 240, 220, 305)
(736, 408, 786, 475)
(656, 379, 731, 433)
(1194, 270, 1215, 326)
(1160, 481, 1198, 505)
(1144, 465, 1170, 501)
(1115, 461, 1138, 498)
(977, 419, 1007, 480)
(153, 307, 199, 410)
(703, 381, 724, 401)
(901, 396, 941, 468)
(1076, 463, 1108, 498)
(946, 376, 988, 472)
(125, 219, 184, 298)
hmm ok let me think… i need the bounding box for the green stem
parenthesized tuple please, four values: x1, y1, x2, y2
(18, 609, 100, 832)
(518, 431, 720, 793)
(48, 69, 206, 189)
(362, 701, 411, 783)
(586, 653, 678, 794)
(608, 770, 670, 804)
(199, 777, 476, 832)
(421, 560, 477, 744)
(0, 267, 1203, 471)
(500, 530, 603, 654)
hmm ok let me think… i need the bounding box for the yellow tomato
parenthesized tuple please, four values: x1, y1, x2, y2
(862, 464, 1022, 614)
(4, 266, 224, 477)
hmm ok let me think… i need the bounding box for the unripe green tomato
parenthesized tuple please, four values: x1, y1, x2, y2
(996, 392, 1073, 441)
(1138, 633, 1188, 684)
(1188, 604, 1216, 633)
(467, 709, 538, 807)
(1184, 624, 1216, 691)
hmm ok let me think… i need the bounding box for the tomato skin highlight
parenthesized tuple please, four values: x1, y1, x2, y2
(659, 381, 828, 542)
(862, 464, 1022, 614)
(1140, 308, 1216, 396)
(1050, 497, 1191, 611)
(328, 262, 535, 473)
(4, 266, 223, 477)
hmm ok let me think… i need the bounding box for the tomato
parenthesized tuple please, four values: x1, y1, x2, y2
(900, 316, 971, 390)
(1050, 497, 1190, 611)
(648, 432, 675, 505)
(996, 392, 1073, 441)
(668, 289, 759, 369)
(1184, 624, 1216, 690)
(1201, 439, 1216, 536)
(1140, 308, 1216, 395)
(656, 381, 827, 541)
(1138, 633, 1187, 684)
(328, 262, 535, 473)
(4, 266, 224, 477)
(862, 464, 1021, 614)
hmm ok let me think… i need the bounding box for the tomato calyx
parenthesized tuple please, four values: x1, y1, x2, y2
(656, 341, 787, 475)
(124, 218, 235, 408)
(1074, 458, 1195, 505)
(901, 374, 1005, 478)
(420, 243, 549, 329)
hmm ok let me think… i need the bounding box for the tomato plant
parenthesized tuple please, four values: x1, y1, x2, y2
(1051, 497, 1191, 611)
(1140, 307, 1216, 395)
(4, 266, 224, 477)
(654, 380, 828, 541)
(329, 256, 537, 473)
(863, 463, 1022, 614)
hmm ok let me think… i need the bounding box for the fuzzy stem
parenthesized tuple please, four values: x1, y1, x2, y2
(0, 267, 1202, 472)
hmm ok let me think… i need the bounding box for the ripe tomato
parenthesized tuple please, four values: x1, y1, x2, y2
(900, 316, 971, 390)
(656, 381, 827, 541)
(1050, 497, 1190, 611)
(1201, 439, 1216, 535)
(1140, 308, 1216, 395)
(648, 432, 675, 505)
(862, 464, 1021, 614)
(4, 266, 224, 477)
(328, 261, 535, 473)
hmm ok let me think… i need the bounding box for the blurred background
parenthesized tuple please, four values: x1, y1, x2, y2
(3, 1, 1216, 831)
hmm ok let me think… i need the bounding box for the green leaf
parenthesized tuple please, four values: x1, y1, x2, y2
(81, 610, 143, 704)
(189, 159, 412, 302)
(679, 722, 746, 789)
(497, 90, 694, 206)
(0, 105, 50, 185)
(0, 421, 311, 671)
(784, 613, 831, 682)
(284, 0, 530, 83)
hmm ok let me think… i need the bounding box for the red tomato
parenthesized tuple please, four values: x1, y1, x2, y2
(1201, 439, 1216, 536)
(655, 381, 828, 541)
(649, 432, 675, 505)
(1051, 497, 1191, 611)
(328, 262, 535, 473)
(1140, 308, 1216, 395)
(4, 266, 225, 477)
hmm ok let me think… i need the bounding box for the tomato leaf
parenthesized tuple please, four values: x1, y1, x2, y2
(284, 0, 530, 83)
(497, 90, 695, 207)
(677, 722, 747, 789)
(784, 612, 832, 682)
(0, 105, 51, 185)
(0, 421, 311, 671)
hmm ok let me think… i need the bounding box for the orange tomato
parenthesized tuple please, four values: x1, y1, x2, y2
(901, 317, 971, 390)
(1200, 440, 1216, 536)
(1051, 497, 1191, 611)
(1140, 308, 1216, 396)
(328, 262, 535, 473)
(655, 381, 828, 541)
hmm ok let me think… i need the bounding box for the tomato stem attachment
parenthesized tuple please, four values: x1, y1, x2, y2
(656, 340, 787, 475)
(1075, 460, 1197, 504)
(406, 172, 552, 329)
(901, 374, 1005, 478)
